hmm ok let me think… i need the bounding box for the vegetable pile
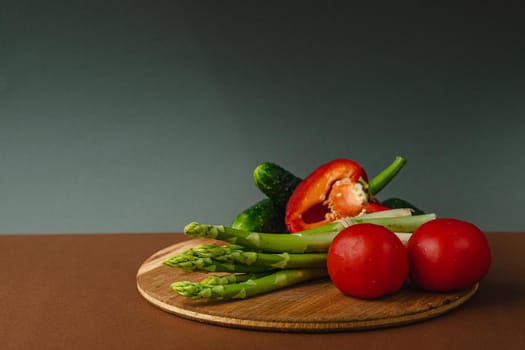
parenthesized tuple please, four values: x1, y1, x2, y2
(164, 156, 491, 301)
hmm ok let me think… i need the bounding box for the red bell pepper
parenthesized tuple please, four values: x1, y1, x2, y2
(285, 157, 405, 232)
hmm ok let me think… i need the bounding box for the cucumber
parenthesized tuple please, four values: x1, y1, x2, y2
(231, 162, 302, 233)
(231, 198, 287, 233)
(381, 197, 425, 215)
(252, 162, 302, 206)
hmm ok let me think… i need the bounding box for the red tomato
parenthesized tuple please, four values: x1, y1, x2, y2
(406, 218, 491, 292)
(327, 223, 409, 299)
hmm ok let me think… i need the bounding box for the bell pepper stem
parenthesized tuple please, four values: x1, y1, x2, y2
(368, 156, 407, 195)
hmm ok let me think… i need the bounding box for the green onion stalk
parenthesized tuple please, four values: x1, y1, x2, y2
(183, 211, 435, 253)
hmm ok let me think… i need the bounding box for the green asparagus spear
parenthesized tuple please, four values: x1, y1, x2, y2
(199, 272, 272, 286)
(163, 243, 328, 272)
(167, 243, 245, 263)
(183, 221, 340, 253)
(164, 256, 273, 273)
(183, 211, 436, 253)
(171, 268, 328, 300)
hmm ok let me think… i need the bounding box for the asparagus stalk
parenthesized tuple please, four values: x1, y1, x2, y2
(183, 221, 341, 253)
(199, 272, 272, 286)
(167, 243, 245, 263)
(171, 268, 328, 300)
(184, 211, 435, 253)
(163, 243, 327, 272)
(164, 255, 273, 273)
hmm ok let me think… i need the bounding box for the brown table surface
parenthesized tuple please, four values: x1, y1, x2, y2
(1, 232, 524, 350)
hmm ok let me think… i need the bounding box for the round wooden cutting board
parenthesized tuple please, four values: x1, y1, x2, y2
(136, 238, 479, 332)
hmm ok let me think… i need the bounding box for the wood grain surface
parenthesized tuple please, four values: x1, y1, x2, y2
(136, 238, 478, 332)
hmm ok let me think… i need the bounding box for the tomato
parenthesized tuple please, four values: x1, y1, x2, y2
(327, 223, 409, 299)
(406, 218, 491, 292)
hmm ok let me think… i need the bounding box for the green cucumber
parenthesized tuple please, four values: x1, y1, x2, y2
(231, 198, 287, 233)
(232, 162, 302, 233)
(252, 162, 302, 206)
(381, 197, 425, 215)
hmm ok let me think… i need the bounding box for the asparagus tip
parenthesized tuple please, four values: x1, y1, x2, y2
(183, 222, 224, 239)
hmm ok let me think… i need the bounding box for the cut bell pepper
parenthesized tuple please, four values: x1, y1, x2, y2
(285, 159, 389, 232)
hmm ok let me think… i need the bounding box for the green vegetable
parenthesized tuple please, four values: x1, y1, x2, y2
(368, 156, 407, 196)
(185, 210, 436, 253)
(253, 162, 302, 206)
(170, 268, 328, 300)
(164, 258, 271, 273)
(350, 213, 435, 232)
(185, 220, 341, 253)
(231, 162, 302, 233)
(163, 243, 327, 272)
(199, 272, 272, 286)
(381, 197, 425, 215)
(231, 198, 287, 233)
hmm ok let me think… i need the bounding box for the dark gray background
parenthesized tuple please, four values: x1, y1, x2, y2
(1, 1, 524, 233)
